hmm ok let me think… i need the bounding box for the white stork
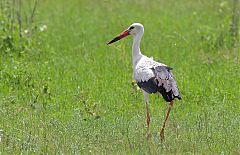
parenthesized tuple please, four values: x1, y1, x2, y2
(107, 23, 181, 141)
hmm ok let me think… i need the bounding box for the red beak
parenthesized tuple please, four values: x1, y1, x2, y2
(107, 30, 130, 45)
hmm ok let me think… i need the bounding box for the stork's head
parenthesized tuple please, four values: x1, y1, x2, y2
(107, 23, 144, 45)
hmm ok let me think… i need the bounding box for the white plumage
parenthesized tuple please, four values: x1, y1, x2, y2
(133, 55, 166, 82)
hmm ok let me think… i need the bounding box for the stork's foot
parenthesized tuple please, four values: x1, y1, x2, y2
(160, 129, 164, 142)
(145, 130, 151, 139)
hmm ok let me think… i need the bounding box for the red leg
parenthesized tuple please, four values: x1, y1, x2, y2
(146, 101, 150, 129)
(145, 101, 151, 139)
(160, 101, 174, 141)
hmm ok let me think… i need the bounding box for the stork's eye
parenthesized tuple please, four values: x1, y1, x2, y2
(129, 26, 134, 30)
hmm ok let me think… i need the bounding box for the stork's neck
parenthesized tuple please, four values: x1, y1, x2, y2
(132, 31, 143, 66)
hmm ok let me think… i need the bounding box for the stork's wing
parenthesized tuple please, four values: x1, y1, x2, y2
(137, 66, 181, 102)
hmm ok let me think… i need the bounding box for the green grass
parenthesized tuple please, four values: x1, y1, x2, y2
(0, 0, 240, 154)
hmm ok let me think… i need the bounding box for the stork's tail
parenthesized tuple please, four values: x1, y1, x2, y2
(158, 84, 182, 102)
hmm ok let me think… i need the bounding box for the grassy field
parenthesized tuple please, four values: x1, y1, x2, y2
(0, 0, 240, 154)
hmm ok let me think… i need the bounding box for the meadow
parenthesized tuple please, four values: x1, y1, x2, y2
(0, 0, 240, 154)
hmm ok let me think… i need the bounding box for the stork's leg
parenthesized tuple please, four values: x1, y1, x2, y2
(160, 101, 174, 141)
(146, 101, 150, 129)
(143, 91, 151, 138)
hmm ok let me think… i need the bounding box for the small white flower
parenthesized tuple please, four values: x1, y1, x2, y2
(40, 25, 47, 32)
(24, 29, 29, 34)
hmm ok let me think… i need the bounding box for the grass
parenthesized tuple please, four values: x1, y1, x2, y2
(0, 0, 240, 154)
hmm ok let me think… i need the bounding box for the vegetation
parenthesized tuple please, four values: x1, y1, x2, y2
(0, 0, 239, 154)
